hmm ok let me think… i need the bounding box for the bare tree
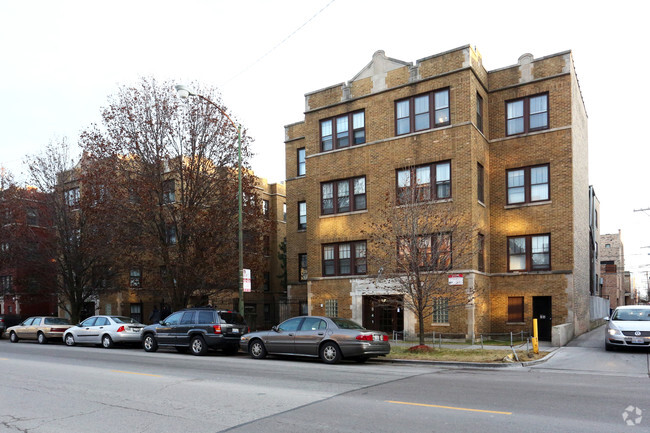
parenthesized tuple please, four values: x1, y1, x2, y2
(365, 181, 481, 346)
(24, 139, 116, 322)
(80, 78, 267, 311)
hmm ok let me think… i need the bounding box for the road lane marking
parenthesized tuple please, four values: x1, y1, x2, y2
(111, 370, 161, 377)
(386, 400, 512, 415)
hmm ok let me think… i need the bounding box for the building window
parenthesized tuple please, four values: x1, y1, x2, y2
(320, 111, 365, 152)
(130, 268, 142, 288)
(325, 299, 338, 317)
(321, 176, 366, 215)
(477, 163, 484, 203)
(476, 92, 484, 133)
(322, 241, 367, 276)
(507, 164, 549, 205)
(478, 234, 485, 272)
(0, 242, 9, 255)
(506, 93, 548, 135)
(26, 208, 38, 226)
(508, 234, 550, 271)
(262, 199, 270, 218)
(283, 203, 287, 222)
(297, 148, 306, 176)
(397, 161, 451, 204)
(162, 179, 175, 204)
(1, 275, 12, 293)
(263, 272, 270, 292)
(65, 187, 80, 208)
(433, 297, 449, 324)
(508, 297, 524, 322)
(166, 225, 177, 245)
(396, 88, 450, 135)
(398, 233, 452, 270)
(263, 235, 270, 256)
(298, 201, 306, 230)
(299, 253, 308, 281)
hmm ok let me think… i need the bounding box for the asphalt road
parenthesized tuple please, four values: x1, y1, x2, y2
(0, 328, 648, 433)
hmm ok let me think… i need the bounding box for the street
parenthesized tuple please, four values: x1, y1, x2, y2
(0, 326, 648, 433)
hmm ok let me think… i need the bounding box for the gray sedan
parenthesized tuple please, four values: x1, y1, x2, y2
(240, 316, 390, 364)
(63, 315, 144, 348)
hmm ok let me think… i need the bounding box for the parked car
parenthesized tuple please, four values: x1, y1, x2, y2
(63, 315, 145, 348)
(7, 317, 72, 344)
(0, 314, 22, 338)
(605, 305, 650, 351)
(239, 316, 391, 364)
(141, 308, 247, 356)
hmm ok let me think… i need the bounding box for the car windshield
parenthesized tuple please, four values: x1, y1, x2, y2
(111, 316, 140, 324)
(220, 312, 246, 325)
(330, 318, 365, 330)
(612, 309, 650, 321)
(44, 318, 70, 325)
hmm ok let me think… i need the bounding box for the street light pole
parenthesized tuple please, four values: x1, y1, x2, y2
(175, 84, 245, 316)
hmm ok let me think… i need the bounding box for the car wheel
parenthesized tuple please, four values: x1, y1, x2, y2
(190, 336, 208, 356)
(102, 334, 114, 349)
(37, 332, 48, 344)
(320, 341, 341, 364)
(143, 334, 158, 352)
(9, 331, 19, 343)
(223, 344, 239, 356)
(249, 339, 267, 359)
(64, 333, 75, 346)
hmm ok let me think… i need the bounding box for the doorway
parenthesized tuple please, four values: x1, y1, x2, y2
(533, 296, 552, 341)
(362, 295, 403, 334)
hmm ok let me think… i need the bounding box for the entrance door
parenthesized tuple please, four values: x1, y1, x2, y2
(533, 296, 552, 341)
(362, 295, 404, 334)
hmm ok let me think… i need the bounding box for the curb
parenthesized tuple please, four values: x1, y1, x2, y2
(377, 347, 560, 369)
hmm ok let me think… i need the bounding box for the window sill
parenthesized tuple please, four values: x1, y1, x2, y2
(312, 275, 368, 281)
(297, 228, 307, 233)
(320, 209, 368, 219)
(506, 322, 525, 325)
(432, 323, 450, 327)
(396, 198, 452, 208)
(504, 200, 551, 210)
(478, 200, 486, 208)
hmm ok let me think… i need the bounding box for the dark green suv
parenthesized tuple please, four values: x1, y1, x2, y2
(141, 308, 248, 356)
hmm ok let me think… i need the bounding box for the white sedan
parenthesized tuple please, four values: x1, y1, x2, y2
(605, 305, 650, 351)
(63, 315, 144, 348)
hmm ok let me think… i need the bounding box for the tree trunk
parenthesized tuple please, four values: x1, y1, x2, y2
(418, 310, 425, 346)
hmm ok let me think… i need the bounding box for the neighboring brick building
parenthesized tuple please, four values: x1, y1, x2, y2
(285, 45, 591, 342)
(600, 230, 628, 310)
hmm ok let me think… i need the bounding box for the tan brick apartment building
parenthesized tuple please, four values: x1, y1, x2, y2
(284, 45, 590, 341)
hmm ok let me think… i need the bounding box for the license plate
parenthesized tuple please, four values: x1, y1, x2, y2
(631, 338, 644, 344)
(232, 328, 240, 334)
(373, 334, 381, 341)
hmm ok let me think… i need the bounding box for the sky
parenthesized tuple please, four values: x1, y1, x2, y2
(1, 0, 649, 295)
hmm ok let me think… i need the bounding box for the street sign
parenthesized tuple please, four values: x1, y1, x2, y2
(243, 268, 251, 292)
(448, 273, 464, 285)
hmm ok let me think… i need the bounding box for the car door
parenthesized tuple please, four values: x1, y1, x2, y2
(76, 317, 98, 342)
(16, 318, 35, 338)
(156, 312, 182, 345)
(294, 317, 327, 356)
(174, 311, 196, 347)
(26, 317, 42, 340)
(92, 317, 111, 343)
(265, 317, 303, 354)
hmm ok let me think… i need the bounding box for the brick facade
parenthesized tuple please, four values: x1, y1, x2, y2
(285, 46, 591, 341)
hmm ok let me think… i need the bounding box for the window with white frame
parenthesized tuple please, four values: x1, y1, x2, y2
(433, 297, 449, 324)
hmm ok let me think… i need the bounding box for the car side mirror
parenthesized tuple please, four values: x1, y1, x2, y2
(604, 316, 609, 321)
(272, 326, 278, 332)
(159, 321, 165, 325)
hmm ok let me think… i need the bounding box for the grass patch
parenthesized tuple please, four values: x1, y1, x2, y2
(386, 346, 548, 363)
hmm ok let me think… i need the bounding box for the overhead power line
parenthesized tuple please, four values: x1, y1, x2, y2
(224, 0, 337, 84)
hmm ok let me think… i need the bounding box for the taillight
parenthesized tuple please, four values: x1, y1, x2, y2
(383, 335, 389, 342)
(51, 328, 67, 332)
(356, 334, 373, 341)
(213, 325, 222, 334)
(116, 326, 125, 332)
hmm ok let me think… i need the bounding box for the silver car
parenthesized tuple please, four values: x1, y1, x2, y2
(63, 315, 144, 348)
(240, 316, 390, 364)
(605, 305, 650, 351)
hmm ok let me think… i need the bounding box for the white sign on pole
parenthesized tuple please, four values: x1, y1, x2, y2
(243, 268, 252, 292)
(448, 273, 464, 286)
